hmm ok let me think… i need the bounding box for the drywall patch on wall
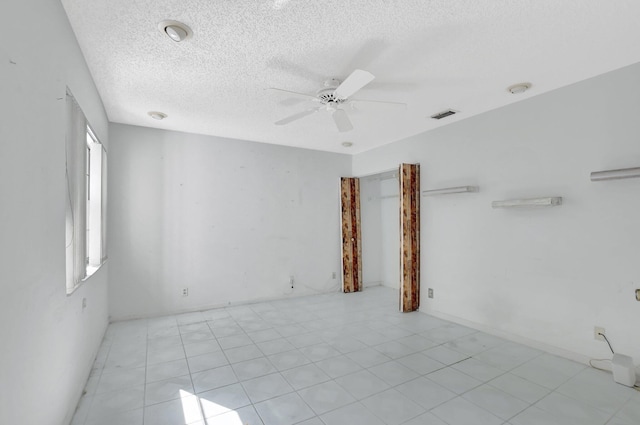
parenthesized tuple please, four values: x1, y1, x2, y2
(108, 124, 351, 320)
(352, 62, 640, 362)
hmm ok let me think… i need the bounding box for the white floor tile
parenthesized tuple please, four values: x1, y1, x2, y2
(534, 392, 611, 425)
(147, 358, 190, 383)
(96, 367, 146, 394)
(179, 323, 210, 334)
(72, 287, 636, 425)
(511, 354, 583, 389)
(374, 340, 418, 359)
(205, 405, 264, 425)
(87, 385, 145, 420)
(181, 330, 215, 344)
(241, 372, 293, 403)
(431, 397, 503, 425)
(85, 407, 143, 425)
(420, 324, 476, 343)
(488, 373, 550, 404)
(198, 383, 251, 419)
(254, 393, 315, 425)
(184, 340, 222, 358)
(247, 328, 282, 343)
(320, 402, 386, 425)
(451, 357, 505, 382)
(369, 360, 420, 386)
(147, 344, 186, 365)
(217, 334, 253, 350)
(422, 345, 469, 365)
(281, 364, 331, 390)
(614, 393, 640, 424)
(256, 338, 295, 356)
(299, 343, 341, 362)
(144, 395, 203, 425)
(187, 351, 229, 373)
(462, 384, 530, 420)
(401, 412, 449, 425)
(192, 365, 238, 394)
(427, 367, 482, 394)
(145, 375, 194, 406)
(267, 350, 311, 371)
(395, 377, 457, 410)
(346, 347, 392, 368)
(509, 406, 568, 425)
(334, 369, 390, 400)
(360, 388, 425, 425)
(396, 352, 446, 375)
(148, 335, 183, 350)
(223, 344, 264, 364)
(315, 355, 362, 378)
(297, 380, 355, 415)
(232, 357, 276, 381)
(326, 336, 367, 353)
(286, 333, 322, 348)
(555, 367, 634, 415)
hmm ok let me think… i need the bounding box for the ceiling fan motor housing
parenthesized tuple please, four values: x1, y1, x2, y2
(316, 89, 347, 104)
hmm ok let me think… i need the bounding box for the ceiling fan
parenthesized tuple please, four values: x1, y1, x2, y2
(268, 69, 406, 133)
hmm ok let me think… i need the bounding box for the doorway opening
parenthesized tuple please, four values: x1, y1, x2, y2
(360, 170, 400, 291)
(340, 164, 420, 312)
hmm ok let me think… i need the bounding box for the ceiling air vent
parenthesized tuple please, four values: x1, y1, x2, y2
(430, 110, 457, 120)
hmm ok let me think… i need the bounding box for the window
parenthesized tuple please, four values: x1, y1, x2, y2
(66, 91, 107, 294)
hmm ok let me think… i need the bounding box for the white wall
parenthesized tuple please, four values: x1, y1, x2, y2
(360, 177, 383, 287)
(380, 178, 400, 290)
(353, 62, 640, 364)
(108, 124, 351, 320)
(0, 1, 109, 424)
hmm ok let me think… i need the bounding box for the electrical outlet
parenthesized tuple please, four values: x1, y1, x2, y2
(332, 272, 337, 279)
(82, 298, 87, 309)
(289, 275, 294, 289)
(182, 288, 189, 297)
(594, 326, 605, 341)
(428, 288, 434, 298)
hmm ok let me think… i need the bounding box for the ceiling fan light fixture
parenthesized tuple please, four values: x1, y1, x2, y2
(158, 20, 192, 42)
(508, 82, 531, 94)
(148, 111, 167, 120)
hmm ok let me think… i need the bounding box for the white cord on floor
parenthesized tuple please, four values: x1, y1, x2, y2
(588, 358, 612, 372)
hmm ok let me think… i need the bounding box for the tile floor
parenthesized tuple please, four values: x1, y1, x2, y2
(71, 286, 639, 425)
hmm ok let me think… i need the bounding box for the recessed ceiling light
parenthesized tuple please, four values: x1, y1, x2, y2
(158, 20, 192, 42)
(341, 142, 353, 147)
(508, 82, 532, 94)
(148, 111, 167, 120)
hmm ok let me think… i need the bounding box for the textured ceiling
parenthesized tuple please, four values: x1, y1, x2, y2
(60, 0, 640, 154)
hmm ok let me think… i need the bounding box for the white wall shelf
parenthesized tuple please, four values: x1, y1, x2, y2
(422, 186, 479, 196)
(590, 167, 640, 181)
(492, 197, 562, 209)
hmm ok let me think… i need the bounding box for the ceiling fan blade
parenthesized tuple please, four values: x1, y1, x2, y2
(266, 87, 317, 100)
(332, 109, 353, 132)
(333, 69, 375, 99)
(350, 98, 407, 109)
(275, 108, 318, 126)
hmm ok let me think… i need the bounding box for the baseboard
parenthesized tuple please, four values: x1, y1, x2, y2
(423, 309, 593, 366)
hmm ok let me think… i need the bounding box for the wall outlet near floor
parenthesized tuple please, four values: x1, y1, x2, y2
(332, 272, 337, 279)
(82, 297, 87, 309)
(594, 326, 606, 341)
(428, 288, 434, 298)
(182, 288, 189, 297)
